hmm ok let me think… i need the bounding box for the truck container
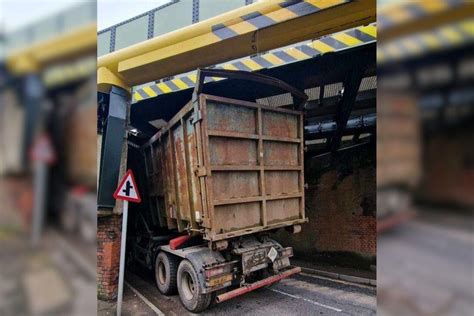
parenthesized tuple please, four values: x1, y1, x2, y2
(135, 69, 308, 312)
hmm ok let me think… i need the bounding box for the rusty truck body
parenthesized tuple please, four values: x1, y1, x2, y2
(134, 69, 308, 312)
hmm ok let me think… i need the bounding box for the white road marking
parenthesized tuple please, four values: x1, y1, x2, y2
(51, 230, 96, 279)
(268, 288, 342, 312)
(408, 220, 474, 244)
(299, 272, 374, 289)
(125, 281, 165, 315)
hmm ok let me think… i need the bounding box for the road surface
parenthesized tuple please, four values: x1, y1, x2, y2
(378, 209, 474, 316)
(102, 266, 376, 315)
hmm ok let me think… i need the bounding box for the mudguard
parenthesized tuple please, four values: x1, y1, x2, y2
(160, 245, 226, 293)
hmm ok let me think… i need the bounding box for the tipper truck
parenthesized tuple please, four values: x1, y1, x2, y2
(132, 69, 308, 312)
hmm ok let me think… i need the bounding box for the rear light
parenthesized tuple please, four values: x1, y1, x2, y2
(169, 235, 191, 250)
(205, 267, 225, 278)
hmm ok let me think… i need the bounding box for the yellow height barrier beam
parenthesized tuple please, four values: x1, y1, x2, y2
(6, 23, 97, 76)
(378, 18, 474, 64)
(133, 23, 376, 102)
(97, 0, 376, 92)
(378, 1, 473, 41)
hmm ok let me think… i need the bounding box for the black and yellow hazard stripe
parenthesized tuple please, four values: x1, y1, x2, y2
(133, 23, 376, 102)
(378, 19, 474, 64)
(42, 56, 96, 87)
(378, 0, 465, 31)
(210, 0, 349, 40)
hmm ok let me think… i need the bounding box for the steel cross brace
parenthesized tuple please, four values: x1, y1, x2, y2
(328, 62, 367, 154)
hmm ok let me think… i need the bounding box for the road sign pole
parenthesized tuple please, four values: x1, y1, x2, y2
(117, 200, 129, 316)
(113, 169, 140, 316)
(31, 160, 48, 247)
(30, 133, 55, 248)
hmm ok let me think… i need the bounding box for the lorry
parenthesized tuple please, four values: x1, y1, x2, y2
(129, 69, 308, 312)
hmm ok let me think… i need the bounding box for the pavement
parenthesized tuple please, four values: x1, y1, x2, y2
(291, 259, 376, 286)
(0, 227, 96, 316)
(378, 208, 474, 316)
(0, 177, 97, 316)
(98, 265, 376, 315)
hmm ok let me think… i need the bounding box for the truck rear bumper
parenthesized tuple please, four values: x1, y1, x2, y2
(215, 266, 301, 304)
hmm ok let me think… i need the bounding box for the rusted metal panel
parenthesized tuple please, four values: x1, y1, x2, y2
(173, 124, 192, 221)
(209, 138, 258, 166)
(207, 102, 257, 134)
(265, 171, 300, 196)
(212, 171, 260, 201)
(262, 111, 298, 139)
(163, 135, 179, 229)
(263, 142, 299, 166)
(143, 71, 307, 241)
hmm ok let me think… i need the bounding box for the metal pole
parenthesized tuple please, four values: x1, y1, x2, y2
(117, 200, 129, 316)
(31, 160, 48, 247)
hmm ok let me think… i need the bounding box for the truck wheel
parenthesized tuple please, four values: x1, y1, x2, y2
(155, 252, 178, 295)
(177, 260, 212, 312)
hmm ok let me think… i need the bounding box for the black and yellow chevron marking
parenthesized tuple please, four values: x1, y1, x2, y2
(43, 56, 96, 87)
(133, 23, 376, 102)
(378, 19, 474, 64)
(378, 0, 464, 31)
(210, 0, 348, 40)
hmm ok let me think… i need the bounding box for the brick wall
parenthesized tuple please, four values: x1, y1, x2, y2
(420, 124, 474, 208)
(97, 214, 122, 300)
(275, 144, 376, 263)
(307, 167, 376, 255)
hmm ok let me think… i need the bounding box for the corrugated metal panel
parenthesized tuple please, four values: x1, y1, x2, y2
(4, 2, 95, 55)
(63, 3, 96, 31)
(98, 0, 249, 53)
(5, 28, 30, 52)
(305, 86, 320, 101)
(257, 75, 376, 107)
(115, 15, 149, 50)
(97, 31, 111, 57)
(154, 0, 193, 37)
(324, 82, 344, 98)
(256, 93, 292, 107)
(360, 76, 377, 91)
(32, 18, 57, 43)
(199, 0, 247, 21)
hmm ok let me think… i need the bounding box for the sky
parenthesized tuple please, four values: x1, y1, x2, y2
(0, 0, 82, 32)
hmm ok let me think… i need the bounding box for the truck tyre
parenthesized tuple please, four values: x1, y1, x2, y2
(155, 252, 178, 295)
(177, 260, 212, 312)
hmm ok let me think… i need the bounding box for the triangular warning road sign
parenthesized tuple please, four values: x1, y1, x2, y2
(113, 169, 141, 203)
(30, 134, 56, 164)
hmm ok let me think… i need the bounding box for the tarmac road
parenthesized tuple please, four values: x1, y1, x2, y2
(111, 266, 376, 316)
(0, 229, 97, 316)
(378, 209, 474, 316)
